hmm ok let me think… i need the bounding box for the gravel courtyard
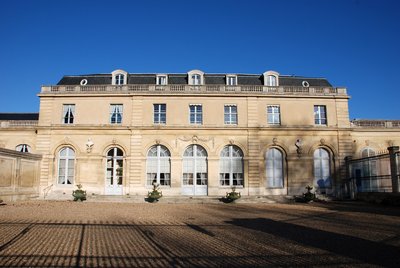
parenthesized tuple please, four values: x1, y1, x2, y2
(0, 200, 399, 267)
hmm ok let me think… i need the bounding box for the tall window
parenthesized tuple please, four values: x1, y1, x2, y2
(58, 147, 75, 185)
(147, 145, 171, 186)
(314, 148, 331, 189)
(63, 104, 75, 124)
(154, 104, 166, 124)
(183, 145, 208, 186)
(189, 104, 202, 124)
(220, 145, 244, 186)
(226, 76, 237, 86)
(115, 74, 125, 85)
(110, 104, 123, 124)
(224, 105, 238, 125)
(156, 75, 167, 85)
(16, 144, 31, 153)
(361, 148, 378, 191)
(106, 147, 123, 187)
(314, 105, 327, 125)
(266, 148, 283, 188)
(266, 75, 277, 86)
(267, 105, 280, 125)
(191, 74, 201, 85)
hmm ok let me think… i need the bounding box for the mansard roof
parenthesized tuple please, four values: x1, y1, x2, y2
(0, 113, 39, 120)
(57, 72, 332, 87)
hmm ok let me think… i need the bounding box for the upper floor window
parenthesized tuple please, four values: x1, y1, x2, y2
(191, 74, 201, 85)
(115, 74, 124, 85)
(188, 69, 204, 85)
(263, 71, 280, 86)
(267, 105, 280, 125)
(110, 104, 123, 124)
(63, 104, 75, 124)
(156, 75, 168, 85)
(111, 69, 127, 85)
(314, 105, 327, 125)
(266, 75, 277, 86)
(224, 105, 237, 125)
(154, 104, 166, 124)
(16, 144, 31, 153)
(189, 104, 202, 124)
(226, 75, 237, 86)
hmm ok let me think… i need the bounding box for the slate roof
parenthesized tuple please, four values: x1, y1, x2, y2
(0, 113, 39, 120)
(57, 72, 332, 87)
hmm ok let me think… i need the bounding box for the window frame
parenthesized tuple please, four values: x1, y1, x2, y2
(226, 75, 237, 86)
(189, 104, 203, 125)
(156, 75, 168, 85)
(266, 148, 284, 188)
(146, 145, 171, 186)
(57, 147, 75, 185)
(109, 104, 123, 124)
(313, 148, 331, 190)
(314, 105, 327, 126)
(267, 105, 281, 125)
(154, 103, 167, 124)
(16, 144, 31, 153)
(219, 145, 244, 187)
(62, 104, 75, 124)
(224, 104, 238, 125)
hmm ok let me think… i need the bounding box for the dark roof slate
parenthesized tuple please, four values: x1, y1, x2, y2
(0, 113, 39, 120)
(56, 73, 332, 87)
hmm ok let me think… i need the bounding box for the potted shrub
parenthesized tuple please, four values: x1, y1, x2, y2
(224, 186, 241, 203)
(72, 184, 87, 202)
(146, 182, 162, 202)
(303, 185, 316, 202)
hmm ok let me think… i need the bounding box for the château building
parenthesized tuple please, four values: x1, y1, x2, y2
(1, 69, 399, 201)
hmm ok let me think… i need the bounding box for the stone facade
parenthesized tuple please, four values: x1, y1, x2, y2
(1, 69, 399, 200)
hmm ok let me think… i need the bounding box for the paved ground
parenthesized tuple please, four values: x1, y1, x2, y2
(0, 200, 399, 267)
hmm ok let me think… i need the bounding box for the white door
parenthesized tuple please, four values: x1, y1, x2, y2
(105, 147, 123, 195)
(182, 145, 208, 196)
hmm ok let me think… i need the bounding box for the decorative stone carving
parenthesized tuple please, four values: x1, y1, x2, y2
(176, 135, 215, 148)
(86, 138, 94, 153)
(320, 138, 325, 145)
(272, 138, 278, 145)
(295, 139, 303, 157)
(112, 138, 117, 145)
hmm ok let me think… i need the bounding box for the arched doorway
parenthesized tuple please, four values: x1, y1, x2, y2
(182, 144, 208, 196)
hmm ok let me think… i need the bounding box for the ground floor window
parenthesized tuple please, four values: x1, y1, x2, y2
(183, 145, 208, 186)
(266, 148, 283, 188)
(147, 145, 171, 186)
(314, 148, 331, 189)
(58, 147, 75, 185)
(219, 145, 244, 186)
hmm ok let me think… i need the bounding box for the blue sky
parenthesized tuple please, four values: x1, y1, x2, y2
(0, 0, 399, 119)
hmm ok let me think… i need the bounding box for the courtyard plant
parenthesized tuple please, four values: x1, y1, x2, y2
(72, 184, 87, 202)
(223, 186, 241, 203)
(146, 182, 162, 202)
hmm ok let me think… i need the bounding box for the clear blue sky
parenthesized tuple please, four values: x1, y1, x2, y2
(1, 0, 399, 119)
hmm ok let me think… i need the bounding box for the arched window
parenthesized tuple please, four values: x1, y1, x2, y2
(361, 148, 375, 158)
(16, 144, 31, 153)
(266, 148, 283, 188)
(183, 145, 207, 186)
(106, 147, 123, 188)
(266, 75, 277, 86)
(313, 148, 331, 189)
(147, 145, 171, 186)
(220, 145, 244, 186)
(58, 147, 75, 185)
(191, 74, 201, 85)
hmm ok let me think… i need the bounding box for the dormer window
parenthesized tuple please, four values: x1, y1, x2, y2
(156, 75, 168, 85)
(226, 75, 237, 86)
(187, 70, 204, 85)
(115, 74, 124, 85)
(111, 69, 128, 85)
(263, 71, 280, 86)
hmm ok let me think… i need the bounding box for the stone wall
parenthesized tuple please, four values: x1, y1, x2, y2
(0, 148, 42, 201)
